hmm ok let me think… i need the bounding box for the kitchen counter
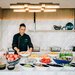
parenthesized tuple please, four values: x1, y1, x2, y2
(0, 64, 75, 75)
(0, 52, 75, 75)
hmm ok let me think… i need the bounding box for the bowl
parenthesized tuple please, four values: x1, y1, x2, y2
(53, 58, 72, 64)
(7, 65, 15, 70)
(65, 22, 74, 30)
(53, 25, 61, 30)
(20, 64, 35, 71)
(0, 64, 6, 70)
(49, 47, 61, 52)
(19, 51, 31, 57)
(7, 58, 20, 65)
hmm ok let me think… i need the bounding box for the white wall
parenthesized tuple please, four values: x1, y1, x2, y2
(0, 20, 2, 47)
(1, 20, 34, 50)
(36, 19, 74, 30)
(1, 19, 75, 50)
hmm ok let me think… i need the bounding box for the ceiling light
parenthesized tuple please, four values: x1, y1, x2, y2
(24, 4, 28, 7)
(28, 9, 41, 12)
(41, 3, 60, 8)
(10, 3, 60, 12)
(43, 9, 56, 12)
(13, 9, 26, 12)
(45, 5, 60, 8)
(28, 4, 42, 9)
(41, 4, 45, 7)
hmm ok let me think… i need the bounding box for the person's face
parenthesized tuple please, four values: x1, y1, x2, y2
(19, 26, 26, 34)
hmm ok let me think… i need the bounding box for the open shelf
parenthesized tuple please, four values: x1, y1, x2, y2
(28, 30, 75, 32)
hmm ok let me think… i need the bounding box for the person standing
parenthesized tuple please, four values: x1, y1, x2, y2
(12, 23, 33, 54)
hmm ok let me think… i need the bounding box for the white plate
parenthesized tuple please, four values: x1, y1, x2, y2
(22, 66, 34, 71)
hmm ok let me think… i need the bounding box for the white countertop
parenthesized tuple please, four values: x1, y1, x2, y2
(0, 64, 75, 75)
(0, 52, 75, 75)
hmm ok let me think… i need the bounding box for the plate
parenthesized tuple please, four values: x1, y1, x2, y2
(20, 64, 35, 71)
(19, 51, 31, 57)
(47, 64, 63, 71)
(34, 64, 49, 71)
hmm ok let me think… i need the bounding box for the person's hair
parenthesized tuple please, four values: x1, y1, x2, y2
(19, 23, 26, 28)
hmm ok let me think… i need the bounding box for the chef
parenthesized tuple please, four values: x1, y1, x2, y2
(12, 23, 33, 54)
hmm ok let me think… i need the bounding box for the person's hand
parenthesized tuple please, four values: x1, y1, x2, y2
(17, 51, 20, 54)
(16, 49, 19, 54)
(27, 48, 32, 53)
(18, 50, 32, 55)
(26, 50, 32, 55)
(14, 47, 20, 54)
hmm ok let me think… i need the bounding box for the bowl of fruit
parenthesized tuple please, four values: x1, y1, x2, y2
(40, 57, 51, 64)
(53, 58, 72, 64)
(53, 55, 73, 64)
(53, 51, 73, 64)
(5, 54, 21, 65)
